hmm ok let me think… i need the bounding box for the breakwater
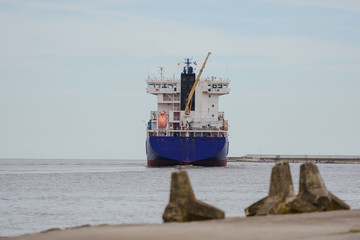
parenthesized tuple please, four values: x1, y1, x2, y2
(229, 154, 360, 164)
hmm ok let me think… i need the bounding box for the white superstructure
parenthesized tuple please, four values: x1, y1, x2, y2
(146, 75, 230, 138)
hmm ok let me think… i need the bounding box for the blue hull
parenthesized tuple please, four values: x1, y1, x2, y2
(146, 136, 228, 167)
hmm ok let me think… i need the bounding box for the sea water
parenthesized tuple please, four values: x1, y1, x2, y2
(1, 159, 359, 236)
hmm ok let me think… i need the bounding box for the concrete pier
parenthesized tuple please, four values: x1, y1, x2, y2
(229, 154, 360, 164)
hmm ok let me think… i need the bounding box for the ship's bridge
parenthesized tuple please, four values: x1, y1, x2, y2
(146, 76, 180, 95)
(201, 77, 230, 95)
(146, 76, 230, 95)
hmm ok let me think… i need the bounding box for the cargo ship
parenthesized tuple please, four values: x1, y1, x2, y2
(146, 52, 230, 166)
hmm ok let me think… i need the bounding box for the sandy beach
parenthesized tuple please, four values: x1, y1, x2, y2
(2, 210, 360, 240)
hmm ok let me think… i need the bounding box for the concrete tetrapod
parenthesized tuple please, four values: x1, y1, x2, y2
(245, 161, 303, 216)
(163, 171, 225, 222)
(245, 162, 350, 217)
(297, 163, 350, 211)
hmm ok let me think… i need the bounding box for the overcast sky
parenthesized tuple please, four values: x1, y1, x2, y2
(1, 0, 359, 159)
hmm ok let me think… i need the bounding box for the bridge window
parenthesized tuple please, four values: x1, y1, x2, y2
(168, 84, 173, 88)
(156, 84, 160, 88)
(218, 84, 222, 88)
(149, 84, 155, 88)
(212, 84, 217, 88)
(161, 84, 167, 88)
(223, 85, 228, 88)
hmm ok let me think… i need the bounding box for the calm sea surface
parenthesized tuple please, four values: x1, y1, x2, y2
(1, 159, 359, 236)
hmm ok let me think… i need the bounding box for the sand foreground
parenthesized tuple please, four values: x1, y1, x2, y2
(2, 210, 360, 240)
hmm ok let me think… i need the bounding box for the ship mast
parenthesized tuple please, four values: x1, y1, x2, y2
(157, 66, 165, 80)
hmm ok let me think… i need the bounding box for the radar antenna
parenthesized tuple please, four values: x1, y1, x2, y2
(178, 58, 197, 74)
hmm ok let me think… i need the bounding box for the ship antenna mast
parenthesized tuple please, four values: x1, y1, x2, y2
(157, 66, 165, 80)
(185, 58, 191, 70)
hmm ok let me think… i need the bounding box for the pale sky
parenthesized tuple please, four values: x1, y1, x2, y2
(1, 0, 359, 159)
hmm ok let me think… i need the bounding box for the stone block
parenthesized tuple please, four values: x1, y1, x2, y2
(245, 162, 350, 216)
(245, 162, 295, 216)
(163, 171, 225, 222)
(298, 163, 330, 210)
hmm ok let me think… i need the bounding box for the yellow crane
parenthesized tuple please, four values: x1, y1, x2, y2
(184, 52, 212, 115)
